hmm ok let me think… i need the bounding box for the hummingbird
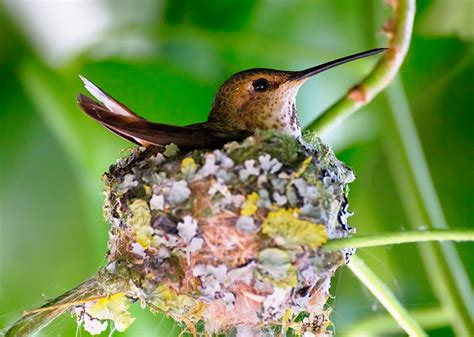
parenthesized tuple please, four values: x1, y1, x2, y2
(78, 48, 386, 149)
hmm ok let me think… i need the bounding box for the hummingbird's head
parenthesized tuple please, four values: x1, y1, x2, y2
(209, 69, 304, 137)
(208, 48, 386, 138)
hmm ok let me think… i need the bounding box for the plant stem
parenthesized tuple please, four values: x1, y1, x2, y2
(322, 229, 474, 251)
(347, 256, 427, 337)
(384, 79, 473, 337)
(306, 0, 415, 136)
(346, 306, 449, 336)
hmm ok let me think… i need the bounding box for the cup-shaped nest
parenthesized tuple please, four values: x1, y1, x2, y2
(84, 131, 354, 336)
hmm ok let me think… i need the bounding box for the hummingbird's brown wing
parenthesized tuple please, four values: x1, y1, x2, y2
(77, 76, 250, 148)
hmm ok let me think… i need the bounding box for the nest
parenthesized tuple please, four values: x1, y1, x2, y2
(74, 131, 355, 336)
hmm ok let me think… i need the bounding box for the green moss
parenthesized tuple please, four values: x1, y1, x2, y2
(228, 130, 304, 166)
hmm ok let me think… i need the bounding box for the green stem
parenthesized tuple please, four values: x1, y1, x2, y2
(383, 142, 473, 337)
(306, 0, 415, 136)
(322, 229, 474, 251)
(346, 307, 449, 336)
(347, 256, 427, 336)
(384, 79, 473, 337)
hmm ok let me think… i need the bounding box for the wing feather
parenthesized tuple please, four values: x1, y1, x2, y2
(77, 77, 249, 148)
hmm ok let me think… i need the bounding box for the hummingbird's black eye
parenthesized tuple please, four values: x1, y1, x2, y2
(252, 78, 270, 92)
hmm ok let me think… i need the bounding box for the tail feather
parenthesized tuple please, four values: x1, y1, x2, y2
(77, 76, 250, 148)
(79, 75, 143, 120)
(77, 93, 145, 145)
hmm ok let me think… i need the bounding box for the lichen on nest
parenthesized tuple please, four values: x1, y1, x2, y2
(73, 130, 355, 336)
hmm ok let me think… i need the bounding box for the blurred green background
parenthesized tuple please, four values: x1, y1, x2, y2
(0, 0, 472, 336)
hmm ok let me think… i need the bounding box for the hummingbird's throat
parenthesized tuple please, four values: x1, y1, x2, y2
(253, 86, 301, 138)
(260, 101, 301, 138)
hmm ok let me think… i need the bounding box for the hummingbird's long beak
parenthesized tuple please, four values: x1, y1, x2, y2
(289, 48, 387, 81)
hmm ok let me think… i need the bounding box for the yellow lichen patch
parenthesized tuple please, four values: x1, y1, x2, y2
(181, 157, 197, 175)
(240, 192, 260, 216)
(143, 184, 152, 196)
(262, 208, 327, 249)
(295, 156, 313, 177)
(88, 293, 135, 332)
(150, 284, 201, 320)
(150, 284, 178, 312)
(170, 294, 203, 320)
(128, 199, 153, 248)
(280, 308, 293, 333)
